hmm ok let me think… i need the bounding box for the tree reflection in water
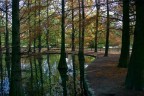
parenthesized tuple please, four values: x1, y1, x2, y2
(0, 54, 94, 96)
(58, 69, 68, 96)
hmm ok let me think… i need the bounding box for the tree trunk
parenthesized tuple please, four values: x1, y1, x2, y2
(38, 0, 41, 53)
(28, 0, 32, 53)
(81, 0, 85, 53)
(125, 1, 144, 90)
(118, 0, 130, 68)
(33, 0, 37, 53)
(78, 0, 86, 95)
(58, 0, 68, 69)
(78, 0, 81, 53)
(71, 0, 75, 52)
(10, 0, 23, 95)
(95, 0, 99, 52)
(46, 0, 50, 51)
(104, 0, 110, 57)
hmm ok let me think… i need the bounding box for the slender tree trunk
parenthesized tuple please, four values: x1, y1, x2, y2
(95, 0, 99, 52)
(104, 0, 110, 57)
(58, 0, 68, 69)
(78, 0, 82, 90)
(125, 1, 144, 90)
(5, 0, 11, 78)
(71, 0, 75, 52)
(10, 0, 23, 95)
(118, 0, 130, 68)
(33, 0, 36, 53)
(78, 0, 86, 95)
(81, 0, 85, 53)
(38, 0, 41, 53)
(28, 0, 32, 53)
(78, 0, 81, 53)
(46, 0, 49, 51)
(78, 0, 85, 53)
(46, 28, 49, 52)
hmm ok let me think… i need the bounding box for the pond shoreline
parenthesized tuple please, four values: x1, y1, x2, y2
(10, 49, 98, 57)
(86, 52, 144, 96)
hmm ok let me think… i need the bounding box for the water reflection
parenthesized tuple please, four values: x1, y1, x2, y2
(46, 54, 52, 96)
(72, 54, 77, 96)
(0, 54, 95, 96)
(58, 69, 68, 96)
(79, 52, 94, 96)
(29, 56, 33, 95)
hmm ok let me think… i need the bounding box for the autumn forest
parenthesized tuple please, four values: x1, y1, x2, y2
(0, 0, 144, 96)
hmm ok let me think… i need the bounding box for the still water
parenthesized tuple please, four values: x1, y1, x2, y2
(1, 54, 95, 96)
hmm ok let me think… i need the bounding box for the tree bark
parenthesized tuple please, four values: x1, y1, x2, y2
(33, 0, 37, 53)
(78, 0, 82, 53)
(118, 0, 130, 68)
(38, 0, 41, 53)
(28, 0, 32, 53)
(71, 0, 75, 52)
(104, 0, 110, 57)
(10, 0, 23, 95)
(46, 0, 50, 51)
(95, 0, 100, 52)
(78, 0, 86, 95)
(125, 1, 144, 90)
(58, 0, 68, 69)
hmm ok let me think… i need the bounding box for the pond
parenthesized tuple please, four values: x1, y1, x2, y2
(0, 54, 95, 96)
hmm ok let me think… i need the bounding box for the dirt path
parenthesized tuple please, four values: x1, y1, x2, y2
(86, 52, 144, 96)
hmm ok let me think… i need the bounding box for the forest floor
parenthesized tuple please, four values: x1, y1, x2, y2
(86, 51, 144, 96)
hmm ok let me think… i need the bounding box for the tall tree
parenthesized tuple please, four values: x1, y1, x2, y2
(71, 0, 75, 52)
(38, 0, 41, 53)
(33, 0, 37, 53)
(58, 0, 68, 69)
(10, 0, 23, 95)
(118, 0, 130, 68)
(78, 0, 86, 95)
(78, 0, 82, 53)
(28, 0, 32, 53)
(95, 0, 100, 52)
(125, 0, 144, 90)
(81, 0, 85, 53)
(104, 0, 110, 57)
(46, 0, 50, 51)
